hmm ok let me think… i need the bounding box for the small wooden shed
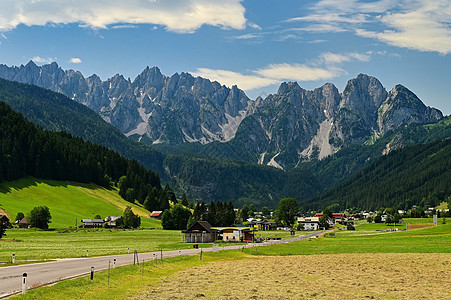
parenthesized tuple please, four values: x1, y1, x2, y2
(182, 221, 217, 243)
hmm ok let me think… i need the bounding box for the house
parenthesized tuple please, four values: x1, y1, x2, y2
(314, 213, 346, 224)
(182, 220, 217, 243)
(81, 218, 104, 228)
(150, 211, 163, 220)
(211, 226, 254, 242)
(104, 215, 122, 228)
(18, 217, 30, 228)
(247, 219, 276, 231)
(297, 216, 320, 230)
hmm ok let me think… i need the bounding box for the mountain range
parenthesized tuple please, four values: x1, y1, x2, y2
(0, 61, 449, 209)
(0, 61, 443, 170)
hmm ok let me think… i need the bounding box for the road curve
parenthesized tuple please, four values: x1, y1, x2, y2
(0, 230, 326, 298)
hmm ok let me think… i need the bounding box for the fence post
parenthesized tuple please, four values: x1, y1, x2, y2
(108, 260, 110, 285)
(22, 273, 27, 294)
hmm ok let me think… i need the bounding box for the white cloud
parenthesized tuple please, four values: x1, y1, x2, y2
(111, 24, 139, 29)
(292, 0, 451, 54)
(356, 3, 451, 54)
(32, 56, 55, 64)
(231, 33, 260, 40)
(194, 51, 372, 91)
(193, 68, 279, 90)
(0, 0, 247, 33)
(69, 57, 82, 64)
(255, 64, 342, 82)
(248, 21, 262, 30)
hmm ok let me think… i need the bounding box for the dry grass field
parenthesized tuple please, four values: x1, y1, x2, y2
(135, 253, 450, 300)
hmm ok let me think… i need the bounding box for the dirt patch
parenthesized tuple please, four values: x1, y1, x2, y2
(407, 223, 435, 230)
(134, 253, 450, 300)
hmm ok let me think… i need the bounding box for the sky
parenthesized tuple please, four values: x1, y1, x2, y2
(0, 0, 450, 115)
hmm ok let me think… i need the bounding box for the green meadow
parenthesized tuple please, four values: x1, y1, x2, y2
(244, 221, 451, 256)
(0, 177, 160, 228)
(0, 228, 184, 262)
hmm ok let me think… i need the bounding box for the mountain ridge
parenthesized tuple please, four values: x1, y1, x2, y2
(0, 62, 443, 170)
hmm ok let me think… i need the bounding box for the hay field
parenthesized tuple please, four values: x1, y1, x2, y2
(136, 253, 450, 300)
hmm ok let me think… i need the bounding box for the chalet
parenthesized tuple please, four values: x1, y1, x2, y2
(18, 217, 30, 229)
(81, 218, 104, 228)
(182, 221, 217, 243)
(297, 216, 320, 230)
(150, 211, 163, 220)
(104, 215, 122, 228)
(211, 226, 254, 242)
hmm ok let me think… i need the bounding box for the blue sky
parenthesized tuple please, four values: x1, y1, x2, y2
(0, 0, 450, 115)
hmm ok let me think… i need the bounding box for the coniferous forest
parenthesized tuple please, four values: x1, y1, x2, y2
(0, 101, 169, 209)
(306, 138, 451, 211)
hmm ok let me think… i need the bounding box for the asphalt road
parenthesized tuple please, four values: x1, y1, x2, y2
(0, 230, 324, 298)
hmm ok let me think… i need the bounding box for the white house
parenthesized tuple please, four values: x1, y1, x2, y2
(297, 216, 320, 230)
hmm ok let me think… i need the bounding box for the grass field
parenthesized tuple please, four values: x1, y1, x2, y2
(0, 228, 183, 262)
(246, 221, 451, 256)
(137, 253, 450, 300)
(0, 228, 306, 262)
(0, 177, 160, 228)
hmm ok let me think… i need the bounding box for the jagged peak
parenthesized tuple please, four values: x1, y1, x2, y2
(25, 60, 39, 69)
(387, 84, 419, 101)
(344, 73, 383, 91)
(277, 81, 301, 94)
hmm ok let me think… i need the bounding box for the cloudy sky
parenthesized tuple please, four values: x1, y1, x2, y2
(0, 0, 450, 114)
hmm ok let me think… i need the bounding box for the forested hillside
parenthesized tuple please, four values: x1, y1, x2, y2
(0, 78, 165, 176)
(306, 138, 451, 210)
(0, 102, 170, 210)
(163, 154, 321, 208)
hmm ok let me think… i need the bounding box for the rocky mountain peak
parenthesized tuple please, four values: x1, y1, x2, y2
(277, 81, 301, 95)
(377, 84, 443, 134)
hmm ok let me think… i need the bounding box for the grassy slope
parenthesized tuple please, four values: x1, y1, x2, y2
(0, 177, 160, 229)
